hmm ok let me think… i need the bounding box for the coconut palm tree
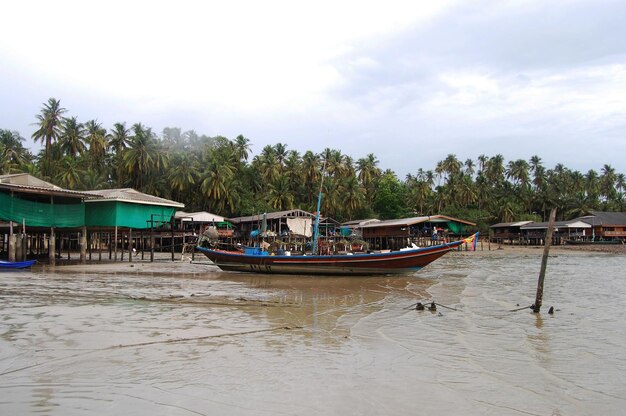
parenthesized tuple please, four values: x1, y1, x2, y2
(506, 159, 530, 186)
(267, 176, 294, 210)
(339, 175, 365, 220)
(357, 153, 380, 204)
(600, 164, 617, 202)
(0, 129, 29, 174)
(123, 123, 167, 191)
(55, 156, 83, 189)
(234, 134, 251, 162)
(107, 122, 131, 187)
(84, 120, 108, 170)
(301, 151, 320, 205)
(274, 142, 288, 172)
(464, 158, 475, 177)
(31, 98, 67, 176)
(168, 152, 198, 202)
(59, 116, 86, 157)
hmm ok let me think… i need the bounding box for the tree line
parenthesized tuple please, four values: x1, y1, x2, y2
(1, 98, 625, 231)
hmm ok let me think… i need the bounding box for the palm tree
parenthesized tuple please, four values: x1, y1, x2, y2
(109, 122, 131, 154)
(506, 159, 530, 186)
(31, 98, 67, 176)
(283, 150, 302, 200)
(108, 122, 131, 187)
(441, 154, 462, 182)
(55, 156, 83, 189)
(85, 120, 108, 169)
(274, 143, 288, 172)
(301, 151, 320, 205)
(357, 153, 380, 204)
(464, 158, 475, 177)
(267, 176, 294, 210)
(616, 173, 626, 196)
(234, 134, 251, 162)
(600, 164, 617, 202)
(200, 162, 234, 207)
(339, 175, 365, 220)
(168, 152, 198, 202)
(0, 129, 29, 174)
(123, 123, 167, 191)
(59, 116, 86, 157)
(486, 154, 505, 185)
(477, 154, 488, 174)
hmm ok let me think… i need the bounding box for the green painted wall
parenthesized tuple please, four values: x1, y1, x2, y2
(0, 191, 85, 227)
(85, 201, 175, 229)
(0, 192, 175, 229)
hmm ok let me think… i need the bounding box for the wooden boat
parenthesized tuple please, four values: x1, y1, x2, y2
(197, 234, 477, 276)
(0, 259, 36, 269)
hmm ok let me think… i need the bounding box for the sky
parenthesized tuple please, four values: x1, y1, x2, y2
(1, 0, 625, 178)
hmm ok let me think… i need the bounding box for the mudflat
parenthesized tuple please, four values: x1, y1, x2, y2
(1, 249, 625, 415)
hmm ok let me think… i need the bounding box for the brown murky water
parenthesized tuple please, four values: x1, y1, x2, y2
(1, 250, 625, 415)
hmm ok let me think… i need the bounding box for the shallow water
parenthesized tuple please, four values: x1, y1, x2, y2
(1, 250, 625, 415)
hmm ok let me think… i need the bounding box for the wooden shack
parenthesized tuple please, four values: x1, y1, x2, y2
(360, 215, 476, 251)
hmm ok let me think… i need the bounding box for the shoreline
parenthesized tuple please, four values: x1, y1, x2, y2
(470, 242, 626, 255)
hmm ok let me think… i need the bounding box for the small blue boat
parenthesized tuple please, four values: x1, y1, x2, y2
(0, 259, 36, 269)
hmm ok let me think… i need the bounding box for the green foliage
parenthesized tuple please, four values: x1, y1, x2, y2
(2, 98, 625, 225)
(372, 171, 410, 220)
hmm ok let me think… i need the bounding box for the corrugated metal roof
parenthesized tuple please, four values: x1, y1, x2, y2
(229, 209, 315, 223)
(83, 188, 184, 208)
(490, 221, 534, 228)
(341, 219, 380, 227)
(361, 214, 476, 229)
(175, 211, 225, 222)
(0, 173, 101, 198)
(579, 211, 626, 226)
(521, 220, 591, 230)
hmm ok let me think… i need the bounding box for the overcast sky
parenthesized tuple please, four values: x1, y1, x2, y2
(1, 0, 625, 177)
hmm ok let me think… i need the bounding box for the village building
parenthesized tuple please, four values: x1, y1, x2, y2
(0, 173, 184, 264)
(489, 221, 534, 245)
(489, 211, 626, 245)
(359, 215, 477, 251)
(520, 220, 591, 245)
(577, 211, 626, 242)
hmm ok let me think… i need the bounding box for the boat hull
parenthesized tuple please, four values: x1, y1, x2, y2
(0, 259, 36, 269)
(196, 241, 462, 276)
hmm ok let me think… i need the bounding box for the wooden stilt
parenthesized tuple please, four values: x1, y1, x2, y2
(533, 207, 557, 313)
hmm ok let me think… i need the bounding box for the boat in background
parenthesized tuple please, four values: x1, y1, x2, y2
(197, 233, 478, 276)
(0, 259, 36, 269)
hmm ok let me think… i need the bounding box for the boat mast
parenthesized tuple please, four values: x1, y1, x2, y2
(312, 160, 326, 255)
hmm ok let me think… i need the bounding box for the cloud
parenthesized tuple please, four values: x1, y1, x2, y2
(1, 0, 625, 176)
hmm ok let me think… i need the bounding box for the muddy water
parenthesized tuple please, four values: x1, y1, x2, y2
(1, 251, 625, 415)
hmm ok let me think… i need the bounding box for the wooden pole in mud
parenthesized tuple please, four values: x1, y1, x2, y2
(533, 207, 557, 313)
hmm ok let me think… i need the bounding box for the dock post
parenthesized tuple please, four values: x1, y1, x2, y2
(171, 216, 175, 261)
(129, 228, 133, 262)
(533, 207, 557, 313)
(15, 234, 23, 261)
(49, 227, 56, 265)
(80, 226, 87, 264)
(8, 222, 16, 262)
(114, 226, 118, 261)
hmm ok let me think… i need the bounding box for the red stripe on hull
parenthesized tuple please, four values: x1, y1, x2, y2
(197, 241, 461, 276)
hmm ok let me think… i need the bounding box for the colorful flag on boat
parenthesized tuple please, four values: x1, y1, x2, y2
(463, 232, 479, 251)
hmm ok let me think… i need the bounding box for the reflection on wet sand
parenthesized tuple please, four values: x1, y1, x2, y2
(1, 252, 625, 415)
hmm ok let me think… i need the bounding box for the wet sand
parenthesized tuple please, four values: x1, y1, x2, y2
(1, 249, 625, 415)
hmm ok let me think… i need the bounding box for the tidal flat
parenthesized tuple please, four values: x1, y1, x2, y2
(1, 249, 625, 415)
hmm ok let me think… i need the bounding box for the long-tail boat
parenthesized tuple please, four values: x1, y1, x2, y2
(198, 162, 477, 275)
(197, 234, 476, 276)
